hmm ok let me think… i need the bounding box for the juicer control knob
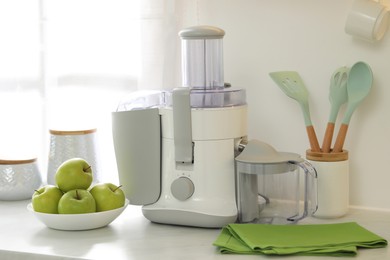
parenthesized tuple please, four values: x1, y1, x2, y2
(171, 177, 194, 201)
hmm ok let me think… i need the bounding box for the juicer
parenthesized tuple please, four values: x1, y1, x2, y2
(112, 25, 317, 228)
(112, 25, 247, 228)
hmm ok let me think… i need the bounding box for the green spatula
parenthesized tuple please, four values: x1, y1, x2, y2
(270, 71, 321, 152)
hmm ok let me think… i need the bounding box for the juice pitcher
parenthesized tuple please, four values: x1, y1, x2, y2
(236, 140, 318, 224)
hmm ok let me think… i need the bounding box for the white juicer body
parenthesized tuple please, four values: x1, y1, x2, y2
(113, 25, 248, 228)
(142, 105, 247, 227)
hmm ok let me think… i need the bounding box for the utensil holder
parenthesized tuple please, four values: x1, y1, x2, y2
(47, 129, 100, 185)
(306, 150, 349, 218)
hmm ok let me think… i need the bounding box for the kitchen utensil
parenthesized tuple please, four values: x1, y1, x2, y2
(322, 67, 349, 153)
(269, 71, 321, 152)
(236, 140, 317, 224)
(332, 62, 373, 152)
(0, 158, 41, 201)
(28, 199, 129, 230)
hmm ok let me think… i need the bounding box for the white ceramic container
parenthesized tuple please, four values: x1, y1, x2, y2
(0, 158, 42, 201)
(345, 0, 389, 41)
(307, 150, 349, 218)
(47, 129, 100, 185)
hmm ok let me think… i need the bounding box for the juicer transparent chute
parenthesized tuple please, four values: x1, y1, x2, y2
(178, 25, 245, 108)
(235, 140, 318, 224)
(180, 26, 225, 89)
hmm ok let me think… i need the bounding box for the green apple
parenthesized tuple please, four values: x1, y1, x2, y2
(90, 183, 125, 212)
(32, 185, 63, 214)
(55, 158, 93, 192)
(58, 189, 96, 214)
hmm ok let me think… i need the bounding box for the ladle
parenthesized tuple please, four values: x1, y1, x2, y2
(270, 71, 321, 152)
(322, 67, 349, 153)
(332, 62, 373, 153)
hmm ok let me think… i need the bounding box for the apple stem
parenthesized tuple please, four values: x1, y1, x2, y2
(76, 189, 80, 200)
(34, 189, 41, 194)
(113, 185, 123, 192)
(84, 165, 92, 172)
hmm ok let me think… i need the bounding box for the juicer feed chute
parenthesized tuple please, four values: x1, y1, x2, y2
(179, 25, 225, 90)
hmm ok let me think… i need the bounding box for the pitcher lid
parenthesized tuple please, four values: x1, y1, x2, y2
(235, 140, 301, 164)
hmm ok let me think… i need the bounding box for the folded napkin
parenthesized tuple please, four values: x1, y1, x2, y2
(213, 222, 387, 257)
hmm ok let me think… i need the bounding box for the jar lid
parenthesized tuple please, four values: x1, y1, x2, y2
(49, 129, 97, 135)
(0, 158, 37, 165)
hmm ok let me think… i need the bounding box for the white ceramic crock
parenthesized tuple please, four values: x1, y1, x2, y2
(47, 129, 100, 185)
(0, 158, 42, 201)
(307, 150, 349, 218)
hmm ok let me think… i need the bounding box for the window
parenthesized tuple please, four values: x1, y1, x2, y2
(0, 0, 42, 159)
(0, 0, 141, 182)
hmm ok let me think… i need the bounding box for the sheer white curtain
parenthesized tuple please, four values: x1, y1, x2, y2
(139, 0, 187, 90)
(0, 0, 42, 160)
(43, 0, 143, 182)
(0, 0, 195, 182)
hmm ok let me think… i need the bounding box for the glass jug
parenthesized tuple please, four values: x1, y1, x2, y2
(235, 140, 318, 224)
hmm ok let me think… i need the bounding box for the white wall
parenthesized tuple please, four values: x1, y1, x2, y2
(184, 0, 390, 210)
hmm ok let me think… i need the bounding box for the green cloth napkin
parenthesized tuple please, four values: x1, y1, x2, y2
(213, 222, 387, 256)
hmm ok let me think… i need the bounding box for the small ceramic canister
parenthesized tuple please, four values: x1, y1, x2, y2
(47, 129, 100, 185)
(345, 0, 389, 42)
(0, 158, 42, 201)
(306, 150, 349, 218)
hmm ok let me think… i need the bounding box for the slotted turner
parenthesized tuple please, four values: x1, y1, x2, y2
(270, 71, 321, 152)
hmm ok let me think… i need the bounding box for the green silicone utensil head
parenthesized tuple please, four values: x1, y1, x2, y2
(328, 66, 349, 123)
(342, 61, 373, 124)
(269, 71, 312, 126)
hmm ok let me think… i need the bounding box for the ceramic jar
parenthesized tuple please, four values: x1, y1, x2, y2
(47, 129, 100, 185)
(0, 158, 42, 200)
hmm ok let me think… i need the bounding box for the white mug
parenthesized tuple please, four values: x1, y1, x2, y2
(345, 0, 389, 41)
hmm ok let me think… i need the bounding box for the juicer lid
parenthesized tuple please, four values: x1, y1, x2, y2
(235, 139, 302, 164)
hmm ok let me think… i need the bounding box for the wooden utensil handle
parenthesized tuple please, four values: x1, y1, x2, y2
(306, 125, 321, 152)
(321, 122, 335, 153)
(332, 123, 349, 153)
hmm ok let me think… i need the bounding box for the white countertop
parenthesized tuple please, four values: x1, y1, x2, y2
(0, 200, 389, 260)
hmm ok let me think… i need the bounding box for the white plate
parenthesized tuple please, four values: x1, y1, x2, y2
(27, 199, 129, 231)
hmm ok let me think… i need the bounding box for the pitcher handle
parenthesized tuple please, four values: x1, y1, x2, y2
(288, 160, 318, 222)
